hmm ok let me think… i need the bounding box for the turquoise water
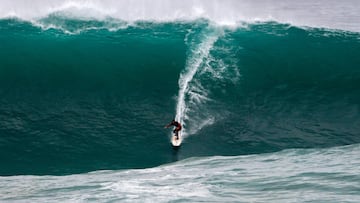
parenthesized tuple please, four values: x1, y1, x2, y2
(1, 14, 360, 201)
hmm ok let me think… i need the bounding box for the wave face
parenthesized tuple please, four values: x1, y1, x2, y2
(1, 144, 360, 202)
(1, 18, 360, 176)
(1, 1, 360, 201)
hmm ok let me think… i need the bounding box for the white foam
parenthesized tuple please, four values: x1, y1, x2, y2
(175, 25, 243, 139)
(1, 144, 360, 202)
(1, 0, 360, 32)
(175, 26, 222, 138)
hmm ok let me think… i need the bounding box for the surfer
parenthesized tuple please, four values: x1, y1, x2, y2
(164, 119, 182, 140)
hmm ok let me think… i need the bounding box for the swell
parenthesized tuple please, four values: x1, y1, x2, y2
(0, 19, 360, 175)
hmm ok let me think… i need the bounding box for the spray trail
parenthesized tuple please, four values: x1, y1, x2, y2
(175, 26, 223, 138)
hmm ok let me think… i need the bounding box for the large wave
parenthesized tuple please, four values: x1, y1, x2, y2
(1, 19, 359, 175)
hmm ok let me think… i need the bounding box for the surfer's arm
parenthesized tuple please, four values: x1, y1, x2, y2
(164, 123, 171, 128)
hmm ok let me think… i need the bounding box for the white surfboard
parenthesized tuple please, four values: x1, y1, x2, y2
(171, 134, 182, 147)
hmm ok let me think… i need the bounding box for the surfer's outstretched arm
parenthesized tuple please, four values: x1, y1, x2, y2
(164, 120, 174, 128)
(164, 119, 178, 129)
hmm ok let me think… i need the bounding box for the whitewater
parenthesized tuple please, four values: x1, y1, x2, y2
(1, 144, 360, 202)
(1, 0, 360, 202)
(1, 0, 360, 32)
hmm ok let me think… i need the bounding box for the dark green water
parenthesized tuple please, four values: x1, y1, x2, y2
(1, 19, 360, 175)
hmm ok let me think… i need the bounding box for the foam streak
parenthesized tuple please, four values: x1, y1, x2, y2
(175, 27, 222, 137)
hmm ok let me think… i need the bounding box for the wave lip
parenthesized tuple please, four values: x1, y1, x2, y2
(1, 0, 360, 32)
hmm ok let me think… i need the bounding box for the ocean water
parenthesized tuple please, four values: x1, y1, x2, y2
(1, 0, 360, 202)
(1, 144, 360, 202)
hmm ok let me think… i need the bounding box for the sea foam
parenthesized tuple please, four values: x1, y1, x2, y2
(1, 144, 359, 202)
(1, 0, 360, 32)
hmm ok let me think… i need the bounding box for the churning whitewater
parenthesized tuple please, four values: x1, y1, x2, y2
(1, 144, 360, 202)
(0, 0, 360, 202)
